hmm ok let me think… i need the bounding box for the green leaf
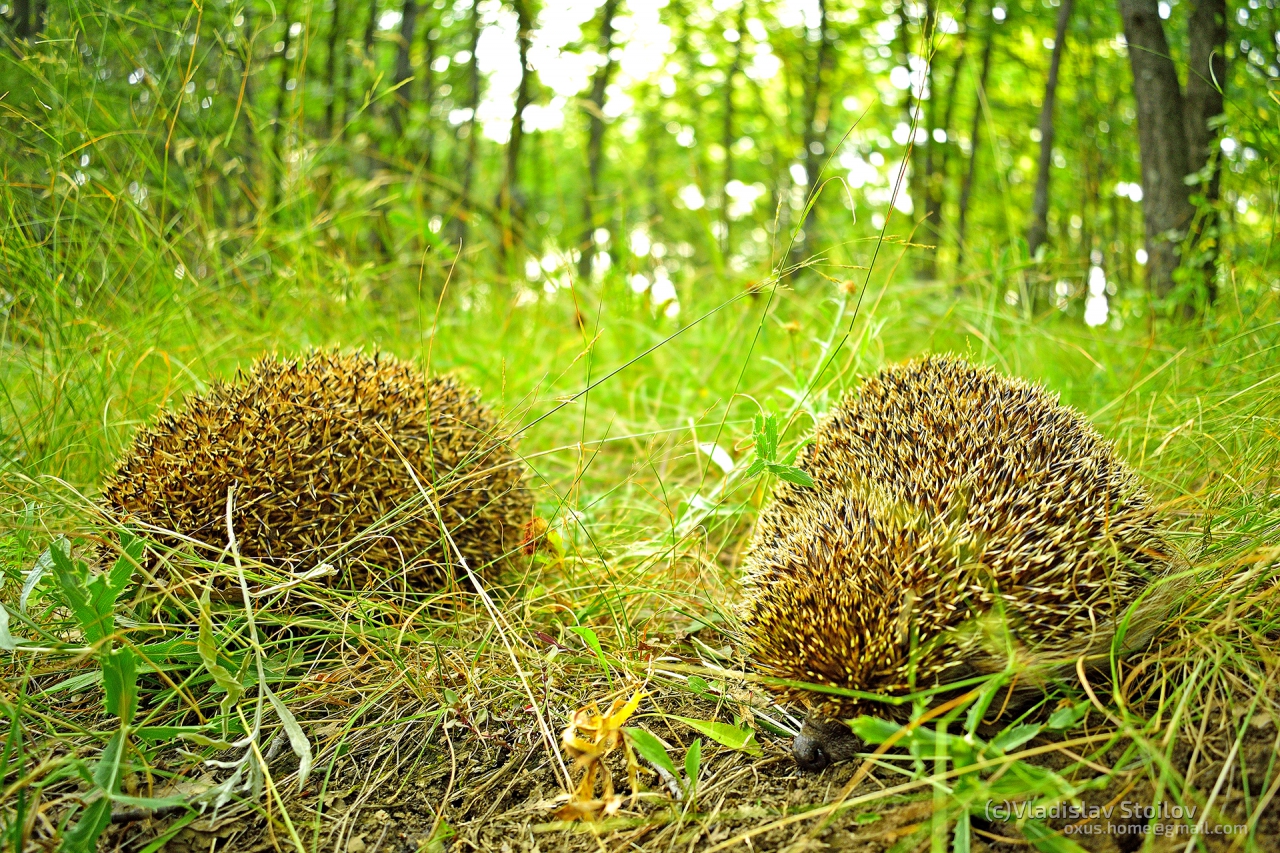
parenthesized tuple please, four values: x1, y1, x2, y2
(768, 463, 814, 487)
(1021, 819, 1088, 853)
(684, 737, 702, 799)
(43, 671, 104, 695)
(780, 439, 810, 466)
(849, 716, 903, 744)
(670, 716, 762, 757)
(105, 532, 142, 600)
(92, 728, 127, 792)
(197, 593, 244, 717)
(22, 537, 68, 612)
(964, 676, 1009, 735)
(265, 683, 313, 786)
(953, 810, 971, 853)
(0, 604, 18, 652)
(49, 544, 108, 644)
(567, 626, 611, 686)
(173, 731, 238, 750)
(623, 727, 678, 781)
(101, 647, 138, 725)
(133, 725, 215, 742)
(62, 728, 127, 851)
(751, 414, 768, 461)
(989, 724, 1041, 755)
(60, 796, 112, 853)
(1046, 701, 1090, 731)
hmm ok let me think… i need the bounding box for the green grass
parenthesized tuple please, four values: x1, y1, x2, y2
(4, 235, 1279, 850)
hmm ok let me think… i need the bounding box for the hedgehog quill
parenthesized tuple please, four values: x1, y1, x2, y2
(740, 355, 1188, 770)
(103, 350, 532, 590)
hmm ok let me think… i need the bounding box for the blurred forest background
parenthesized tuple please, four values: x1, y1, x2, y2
(2, 0, 1274, 327)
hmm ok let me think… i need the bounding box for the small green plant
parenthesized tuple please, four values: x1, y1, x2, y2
(850, 679, 1090, 853)
(683, 738, 702, 806)
(36, 533, 183, 852)
(745, 413, 813, 487)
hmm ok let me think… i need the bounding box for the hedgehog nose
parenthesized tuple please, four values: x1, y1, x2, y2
(792, 733, 830, 772)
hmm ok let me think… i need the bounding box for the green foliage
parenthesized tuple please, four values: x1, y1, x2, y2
(744, 413, 813, 487)
(670, 716, 763, 758)
(683, 738, 702, 804)
(624, 727, 679, 782)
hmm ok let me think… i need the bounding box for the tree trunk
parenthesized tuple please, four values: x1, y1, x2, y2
(719, 2, 748, 256)
(363, 0, 378, 55)
(453, 0, 483, 246)
(10, 0, 30, 38)
(786, 0, 831, 277)
(955, 18, 995, 271)
(577, 0, 621, 282)
(1117, 0, 1194, 299)
(324, 0, 345, 136)
(270, 0, 296, 210)
(421, 20, 437, 174)
(1184, 0, 1227, 300)
(236, 4, 259, 189)
(900, 0, 937, 278)
(928, 0, 972, 272)
(390, 0, 418, 136)
(1026, 0, 1073, 260)
(500, 0, 535, 263)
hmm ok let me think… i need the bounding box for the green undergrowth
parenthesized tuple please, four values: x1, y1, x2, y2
(3, 247, 1279, 850)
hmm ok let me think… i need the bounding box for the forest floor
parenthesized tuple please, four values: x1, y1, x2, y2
(4, 270, 1280, 853)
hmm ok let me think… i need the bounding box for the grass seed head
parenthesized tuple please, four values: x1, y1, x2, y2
(101, 349, 532, 589)
(741, 354, 1188, 718)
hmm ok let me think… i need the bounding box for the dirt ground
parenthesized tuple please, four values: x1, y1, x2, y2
(103, 691, 1279, 853)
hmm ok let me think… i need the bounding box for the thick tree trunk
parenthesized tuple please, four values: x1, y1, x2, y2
(786, 0, 831, 277)
(1026, 0, 1073, 259)
(955, 18, 995, 271)
(324, 0, 345, 136)
(719, 2, 748, 256)
(390, 0, 418, 136)
(577, 0, 621, 282)
(1117, 0, 1194, 299)
(453, 0, 483, 246)
(1184, 0, 1227, 300)
(500, 0, 534, 262)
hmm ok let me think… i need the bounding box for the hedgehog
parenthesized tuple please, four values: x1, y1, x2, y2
(102, 349, 533, 590)
(740, 355, 1187, 770)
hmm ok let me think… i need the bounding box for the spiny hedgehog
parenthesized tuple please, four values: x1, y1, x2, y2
(741, 355, 1186, 770)
(102, 350, 532, 590)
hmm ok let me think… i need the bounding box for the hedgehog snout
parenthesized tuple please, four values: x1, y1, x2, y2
(793, 713, 864, 772)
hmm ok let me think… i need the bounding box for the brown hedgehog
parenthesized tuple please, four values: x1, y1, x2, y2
(741, 355, 1186, 769)
(102, 350, 532, 590)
